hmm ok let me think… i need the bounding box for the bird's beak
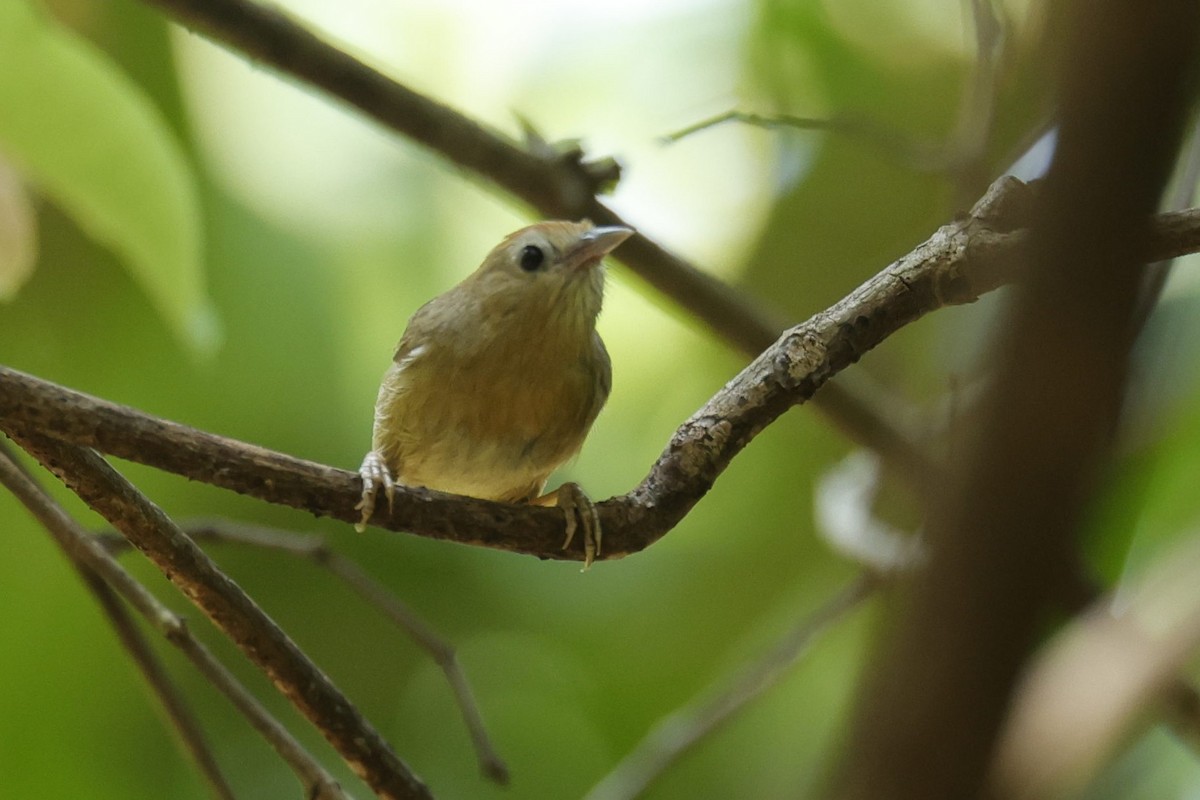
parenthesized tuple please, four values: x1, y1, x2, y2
(566, 226, 634, 270)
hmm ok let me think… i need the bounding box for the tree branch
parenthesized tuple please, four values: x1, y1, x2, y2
(4, 177, 1200, 560)
(584, 574, 877, 800)
(141, 0, 783, 354)
(0, 442, 236, 800)
(136, 0, 929, 474)
(831, 3, 1200, 797)
(5, 432, 431, 800)
(85, 572, 238, 800)
(0, 445, 349, 800)
(118, 520, 510, 785)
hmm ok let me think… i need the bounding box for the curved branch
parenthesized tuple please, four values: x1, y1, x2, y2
(5, 177, 1199, 562)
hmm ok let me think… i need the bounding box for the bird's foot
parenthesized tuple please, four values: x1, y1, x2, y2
(548, 482, 601, 570)
(355, 450, 395, 532)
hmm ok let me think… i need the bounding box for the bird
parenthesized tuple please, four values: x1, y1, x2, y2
(356, 219, 633, 567)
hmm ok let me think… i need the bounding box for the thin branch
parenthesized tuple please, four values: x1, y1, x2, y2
(107, 521, 509, 786)
(316, 550, 507, 787)
(5, 433, 430, 800)
(0, 444, 349, 800)
(1132, 113, 1200, 331)
(6, 177, 1200, 561)
(947, 0, 1006, 203)
(666, 2, 1022, 203)
(583, 574, 877, 800)
(663, 110, 912, 151)
(85, 573, 240, 800)
(662, 109, 951, 173)
(661, 0, 1009, 193)
(0, 442, 236, 800)
(135, 0, 926, 479)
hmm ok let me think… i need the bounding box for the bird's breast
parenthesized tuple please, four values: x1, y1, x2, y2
(371, 333, 608, 501)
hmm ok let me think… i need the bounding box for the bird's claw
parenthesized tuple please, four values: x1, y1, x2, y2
(355, 450, 395, 532)
(556, 482, 601, 570)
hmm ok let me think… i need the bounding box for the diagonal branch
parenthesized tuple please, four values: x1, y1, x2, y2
(105, 520, 510, 785)
(0, 445, 349, 800)
(5, 178, 1200, 562)
(142, 0, 784, 356)
(136, 0, 924, 471)
(5, 432, 432, 800)
(584, 574, 877, 800)
(0, 442, 236, 800)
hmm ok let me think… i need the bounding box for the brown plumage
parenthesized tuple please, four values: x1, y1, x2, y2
(356, 220, 633, 565)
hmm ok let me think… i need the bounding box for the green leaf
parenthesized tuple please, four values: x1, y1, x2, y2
(0, 1, 218, 352)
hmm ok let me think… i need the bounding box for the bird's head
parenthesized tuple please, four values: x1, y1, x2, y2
(468, 220, 633, 333)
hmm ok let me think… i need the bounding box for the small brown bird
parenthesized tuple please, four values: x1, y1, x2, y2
(356, 220, 633, 566)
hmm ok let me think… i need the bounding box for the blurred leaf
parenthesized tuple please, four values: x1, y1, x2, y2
(0, 157, 37, 300)
(1085, 288, 1200, 581)
(0, 0, 215, 351)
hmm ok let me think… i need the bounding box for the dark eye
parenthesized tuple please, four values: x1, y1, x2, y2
(519, 245, 545, 272)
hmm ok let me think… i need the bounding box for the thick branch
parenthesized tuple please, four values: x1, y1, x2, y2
(6, 433, 431, 800)
(832, 3, 1200, 798)
(5, 178, 1200, 560)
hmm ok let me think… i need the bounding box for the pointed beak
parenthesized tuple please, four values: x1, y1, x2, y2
(566, 225, 634, 270)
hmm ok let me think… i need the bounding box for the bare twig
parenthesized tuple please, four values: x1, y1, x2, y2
(1132, 114, 1200, 331)
(666, 1, 1025, 203)
(662, 0, 1008, 195)
(108, 521, 510, 785)
(316, 552, 507, 786)
(86, 573, 240, 800)
(947, 0, 1006, 202)
(6, 433, 431, 800)
(0, 444, 349, 800)
(7, 177, 1200, 561)
(583, 575, 877, 800)
(662, 109, 952, 173)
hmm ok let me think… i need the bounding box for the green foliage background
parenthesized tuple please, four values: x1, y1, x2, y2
(3, 1, 1200, 798)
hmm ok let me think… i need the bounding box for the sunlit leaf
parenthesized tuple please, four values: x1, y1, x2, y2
(0, 0, 218, 351)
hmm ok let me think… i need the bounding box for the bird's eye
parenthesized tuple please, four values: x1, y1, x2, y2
(519, 245, 545, 272)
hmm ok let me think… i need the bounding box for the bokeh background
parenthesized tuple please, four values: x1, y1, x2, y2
(3, 1, 1200, 797)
